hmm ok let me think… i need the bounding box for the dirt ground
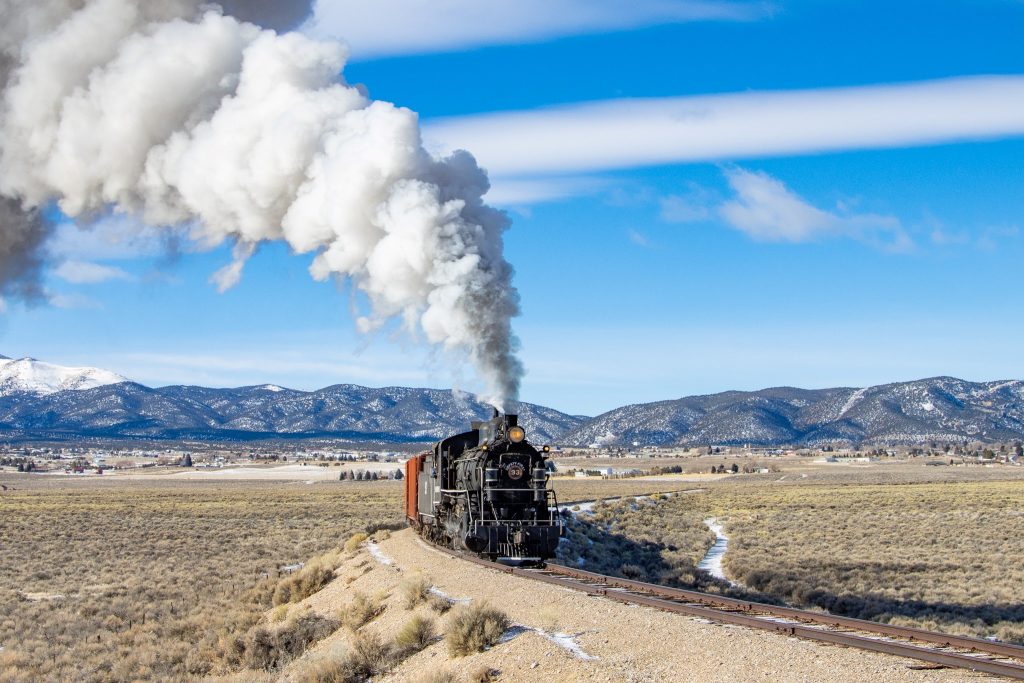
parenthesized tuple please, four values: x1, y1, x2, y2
(277, 529, 1000, 683)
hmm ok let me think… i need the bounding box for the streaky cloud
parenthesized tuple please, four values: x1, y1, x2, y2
(425, 76, 1024, 179)
(305, 0, 771, 58)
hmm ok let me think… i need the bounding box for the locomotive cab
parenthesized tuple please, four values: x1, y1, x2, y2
(405, 411, 561, 565)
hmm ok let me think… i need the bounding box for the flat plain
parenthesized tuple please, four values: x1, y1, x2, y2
(2, 459, 1022, 681)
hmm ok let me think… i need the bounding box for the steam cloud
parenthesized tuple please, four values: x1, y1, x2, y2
(0, 0, 523, 406)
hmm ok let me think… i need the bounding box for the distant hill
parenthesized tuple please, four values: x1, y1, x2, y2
(561, 377, 1024, 447)
(2, 357, 1020, 446)
(0, 357, 583, 443)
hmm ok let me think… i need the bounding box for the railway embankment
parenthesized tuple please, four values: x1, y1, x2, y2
(276, 529, 987, 682)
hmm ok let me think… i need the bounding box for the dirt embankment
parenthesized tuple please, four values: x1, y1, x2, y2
(273, 529, 991, 683)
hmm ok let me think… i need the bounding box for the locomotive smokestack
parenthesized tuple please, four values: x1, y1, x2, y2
(0, 0, 523, 406)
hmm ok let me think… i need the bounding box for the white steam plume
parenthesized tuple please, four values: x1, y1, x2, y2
(0, 0, 523, 406)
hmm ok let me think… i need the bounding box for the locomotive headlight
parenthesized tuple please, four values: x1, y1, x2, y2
(508, 426, 526, 443)
(542, 445, 550, 453)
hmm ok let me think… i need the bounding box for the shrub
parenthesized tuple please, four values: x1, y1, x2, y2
(344, 532, 368, 553)
(342, 592, 383, 631)
(346, 631, 396, 676)
(295, 657, 357, 683)
(469, 665, 500, 683)
(428, 594, 454, 614)
(399, 573, 431, 609)
(445, 603, 510, 657)
(394, 613, 436, 653)
(240, 613, 339, 671)
(298, 632, 396, 682)
(419, 671, 460, 683)
(272, 560, 335, 606)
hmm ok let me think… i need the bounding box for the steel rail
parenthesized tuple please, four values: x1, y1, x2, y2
(543, 562, 1024, 661)
(430, 545, 1024, 680)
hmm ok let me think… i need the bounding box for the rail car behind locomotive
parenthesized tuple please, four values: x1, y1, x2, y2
(404, 411, 561, 564)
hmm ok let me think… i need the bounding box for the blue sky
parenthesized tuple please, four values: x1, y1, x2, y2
(4, 0, 1023, 415)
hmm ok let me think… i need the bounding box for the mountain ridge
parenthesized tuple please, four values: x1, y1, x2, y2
(1, 356, 1021, 445)
(562, 376, 1024, 447)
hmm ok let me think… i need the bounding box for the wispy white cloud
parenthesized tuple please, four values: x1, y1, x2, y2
(305, 0, 770, 58)
(659, 183, 715, 222)
(930, 223, 1019, 250)
(48, 292, 101, 309)
(485, 176, 609, 206)
(111, 346, 450, 390)
(976, 225, 1020, 251)
(425, 76, 1024, 181)
(53, 260, 132, 284)
(627, 229, 651, 248)
(662, 168, 911, 250)
(719, 168, 910, 249)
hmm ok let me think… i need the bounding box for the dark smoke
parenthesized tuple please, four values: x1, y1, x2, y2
(218, 0, 316, 31)
(0, 46, 51, 304)
(0, 198, 50, 304)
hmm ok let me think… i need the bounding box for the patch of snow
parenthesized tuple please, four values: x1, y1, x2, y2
(838, 386, 868, 417)
(697, 518, 738, 587)
(921, 401, 935, 412)
(366, 541, 394, 566)
(985, 380, 1021, 394)
(280, 563, 304, 574)
(429, 586, 471, 604)
(262, 384, 285, 392)
(535, 629, 598, 660)
(0, 357, 127, 395)
(498, 625, 529, 644)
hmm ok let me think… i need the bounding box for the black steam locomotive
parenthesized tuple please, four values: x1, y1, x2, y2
(404, 411, 561, 565)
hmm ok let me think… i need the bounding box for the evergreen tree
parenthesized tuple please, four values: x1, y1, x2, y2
(394, 468, 403, 480)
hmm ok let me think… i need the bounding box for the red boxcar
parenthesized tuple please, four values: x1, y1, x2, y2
(404, 453, 427, 524)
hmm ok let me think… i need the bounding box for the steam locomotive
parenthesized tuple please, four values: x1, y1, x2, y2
(404, 411, 562, 565)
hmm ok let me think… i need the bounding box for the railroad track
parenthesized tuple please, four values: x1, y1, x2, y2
(433, 545, 1024, 680)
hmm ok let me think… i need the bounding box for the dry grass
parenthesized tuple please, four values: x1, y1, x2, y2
(562, 468, 1024, 642)
(239, 612, 339, 671)
(0, 476, 401, 682)
(709, 478, 1024, 642)
(294, 631, 396, 683)
(341, 591, 385, 631)
(444, 603, 510, 657)
(343, 532, 368, 553)
(273, 551, 341, 606)
(399, 573, 431, 609)
(418, 670, 461, 683)
(394, 613, 437, 653)
(550, 477, 704, 504)
(558, 495, 716, 586)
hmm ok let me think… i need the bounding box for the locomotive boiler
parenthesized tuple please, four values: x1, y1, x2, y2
(404, 411, 561, 564)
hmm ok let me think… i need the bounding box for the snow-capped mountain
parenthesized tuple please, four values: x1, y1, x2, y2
(0, 356, 583, 443)
(562, 378, 1024, 447)
(2, 356, 1021, 446)
(0, 356, 128, 396)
